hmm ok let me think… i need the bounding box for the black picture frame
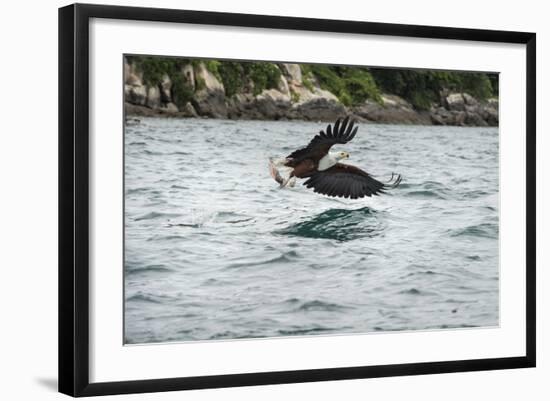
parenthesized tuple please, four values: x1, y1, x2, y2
(59, 3, 536, 397)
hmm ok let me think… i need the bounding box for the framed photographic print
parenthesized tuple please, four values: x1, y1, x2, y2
(58, 3, 536, 397)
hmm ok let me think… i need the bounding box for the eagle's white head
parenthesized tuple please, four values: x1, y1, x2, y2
(318, 151, 350, 171)
(335, 151, 350, 160)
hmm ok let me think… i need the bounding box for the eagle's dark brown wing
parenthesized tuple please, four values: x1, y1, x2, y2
(303, 163, 402, 199)
(286, 116, 358, 162)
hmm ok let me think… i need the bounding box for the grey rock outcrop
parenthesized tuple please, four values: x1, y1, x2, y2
(281, 63, 302, 84)
(192, 63, 227, 118)
(291, 88, 346, 121)
(180, 102, 198, 117)
(287, 74, 345, 121)
(255, 89, 292, 119)
(431, 93, 498, 126)
(161, 102, 179, 114)
(146, 86, 161, 109)
(160, 75, 172, 104)
(181, 64, 195, 91)
(445, 93, 466, 111)
(124, 59, 148, 106)
(125, 84, 147, 106)
(227, 89, 292, 120)
(352, 94, 431, 125)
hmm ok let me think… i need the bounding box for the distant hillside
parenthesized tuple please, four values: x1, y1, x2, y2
(124, 56, 498, 126)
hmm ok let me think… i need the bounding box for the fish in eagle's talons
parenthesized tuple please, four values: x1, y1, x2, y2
(269, 116, 402, 199)
(269, 158, 296, 188)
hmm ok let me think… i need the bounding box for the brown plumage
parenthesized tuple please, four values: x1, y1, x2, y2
(286, 116, 358, 167)
(277, 117, 401, 199)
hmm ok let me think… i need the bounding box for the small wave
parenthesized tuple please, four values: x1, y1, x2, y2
(400, 288, 421, 295)
(277, 326, 342, 336)
(444, 299, 478, 305)
(135, 211, 181, 221)
(215, 211, 246, 218)
(208, 331, 239, 340)
(449, 223, 498, 239)
(126, 293, 162, 304)
(173, 210, 255, 225)
(126, 264, 174, 275)
(146, 234, 187, 241)
(393, 182, 414, 189)
(423, 180, 447, 188)
(283, 297, 300, 304)
(226, 251, 299, 269)
(283, 250, 300, 258)
(400, 270, 452, 279)
(461, 189, 491, 199)
(166, 222, 202, 228)
(202, 278, 232, 286)
(225, 217, 255, 224)
(143, 149, 164, 156)
(401, 180, 451, 199)
(296, 300, 352, 312)
(436, 323, 479, 329)
(144, 313, 198, 321)
(398, 288, 436, 296)
(372, 326, 416, 332)
(406, 190, 447, 199)
(126, 187, 149, 195)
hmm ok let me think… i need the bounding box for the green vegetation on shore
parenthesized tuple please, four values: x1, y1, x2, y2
(216, 62, 281, 96)
(127, 55, 498, 111)
(301, 64, 382, 106)
(128, 56, 283, 101)
(132, 56, 196, 107)
(370, 69, 497, 110)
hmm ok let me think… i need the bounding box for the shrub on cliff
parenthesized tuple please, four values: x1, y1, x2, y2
(246, 63, 281, 95)
(170, 73, 194, 108)
(217, 62, 281, 96)
(301, 65, 381, 106)
(218, 62, 245, 97)
(128, 55, 195, 107)
(370, 69, 498, 110)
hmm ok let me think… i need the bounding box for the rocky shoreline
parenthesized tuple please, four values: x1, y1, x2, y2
(124, 60, 498, 127)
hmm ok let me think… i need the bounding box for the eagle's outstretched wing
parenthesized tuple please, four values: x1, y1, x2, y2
(286, 116, 358, 162)
(303, 163, 402, 199)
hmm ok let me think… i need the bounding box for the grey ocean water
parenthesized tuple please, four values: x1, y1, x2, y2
(124, 117, 499, 344)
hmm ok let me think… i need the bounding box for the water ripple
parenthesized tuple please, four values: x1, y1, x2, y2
(276, 207, 383, 241)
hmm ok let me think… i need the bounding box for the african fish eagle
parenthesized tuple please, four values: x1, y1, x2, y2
(269, 116, 402, 199)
